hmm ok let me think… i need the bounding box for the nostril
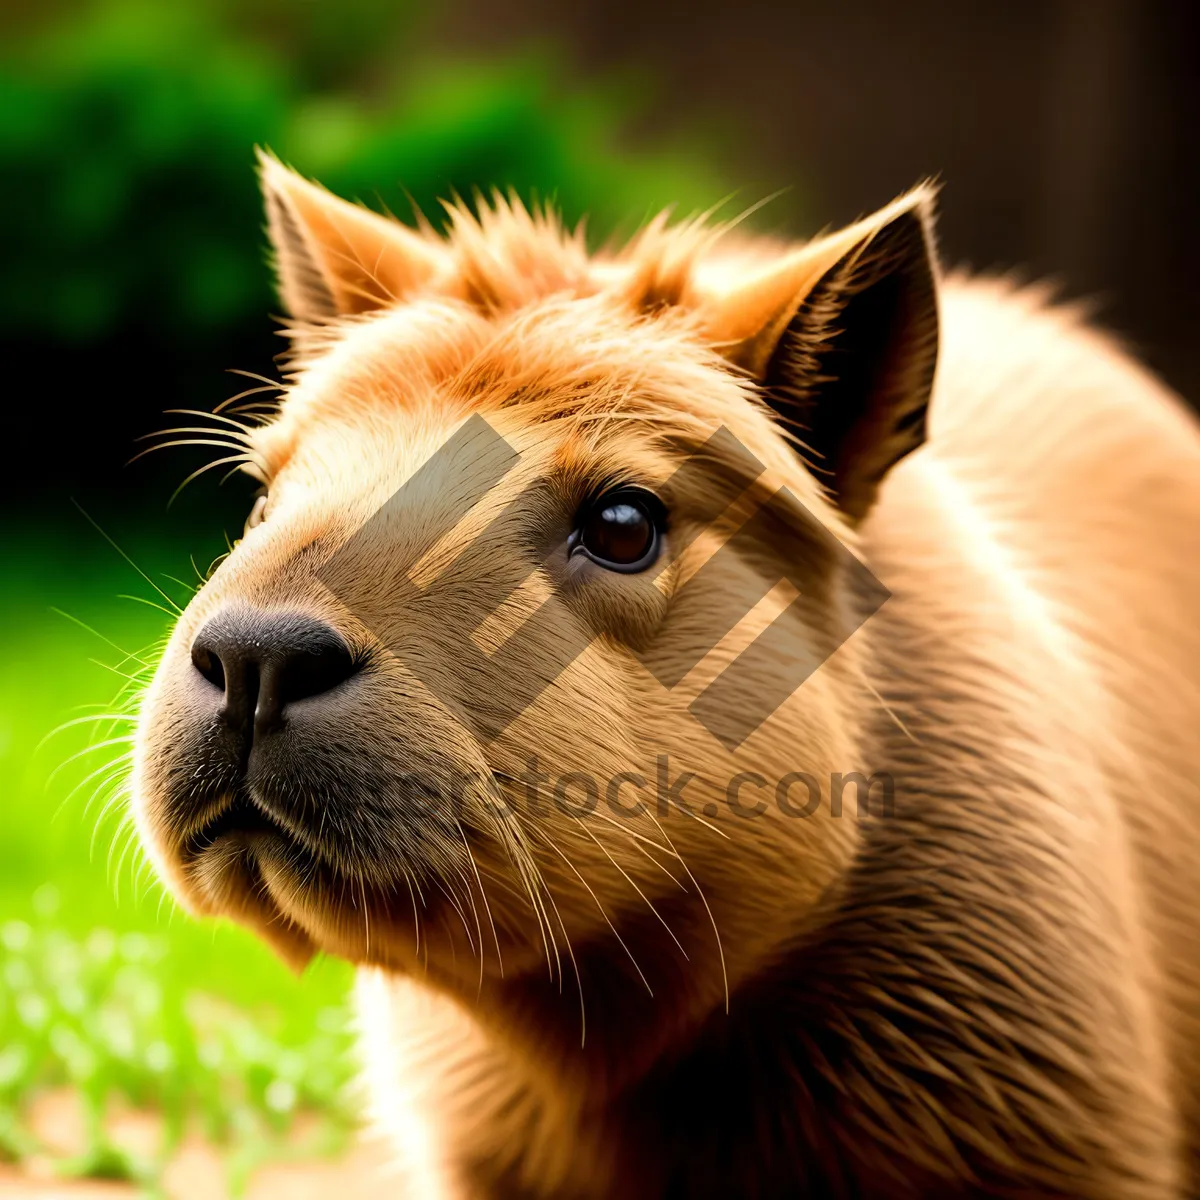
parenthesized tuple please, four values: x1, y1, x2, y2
(191, 641, 226, 691)
(256, 629, 358, 735)
(278, 638, 358, 706)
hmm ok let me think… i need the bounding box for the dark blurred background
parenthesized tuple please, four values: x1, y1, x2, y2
(445, 0, 1200, 403)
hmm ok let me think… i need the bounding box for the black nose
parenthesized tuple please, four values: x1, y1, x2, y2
(191, 610, 359, 738)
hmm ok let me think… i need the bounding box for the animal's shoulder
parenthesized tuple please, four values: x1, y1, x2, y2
(930, 274, 1197, 460)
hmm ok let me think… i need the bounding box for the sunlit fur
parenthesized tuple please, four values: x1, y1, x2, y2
(131, 161, 1200, 1197)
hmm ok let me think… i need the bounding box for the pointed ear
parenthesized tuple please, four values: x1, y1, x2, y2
(257, 149, 447, 321)
(704, 186, 939, 522)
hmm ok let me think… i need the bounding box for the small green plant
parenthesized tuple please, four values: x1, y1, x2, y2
(0, 913, 359, 1195)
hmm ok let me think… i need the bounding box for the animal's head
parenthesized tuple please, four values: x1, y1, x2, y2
(132, 154, 938, 1037)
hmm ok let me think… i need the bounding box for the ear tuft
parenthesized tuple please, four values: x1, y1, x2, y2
(256, 149, 447, 322)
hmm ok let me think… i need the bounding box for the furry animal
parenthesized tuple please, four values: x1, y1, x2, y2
(131, 151, 1200, 1198)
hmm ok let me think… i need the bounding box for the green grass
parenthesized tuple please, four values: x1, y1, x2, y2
(0, 522, 359, 1195)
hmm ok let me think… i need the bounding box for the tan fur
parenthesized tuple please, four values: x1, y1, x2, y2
(132, 160, 1200, 1197)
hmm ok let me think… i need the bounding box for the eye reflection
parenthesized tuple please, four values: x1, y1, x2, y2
(571, 490, 662, 573)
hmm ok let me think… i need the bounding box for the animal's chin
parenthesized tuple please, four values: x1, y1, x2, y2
(177, 797, 454, 974)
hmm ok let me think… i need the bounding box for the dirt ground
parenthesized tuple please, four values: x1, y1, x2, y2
(0, 1091, 398, 1199)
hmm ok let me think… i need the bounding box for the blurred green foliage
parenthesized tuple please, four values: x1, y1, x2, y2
(1, 0, 730, 344)
(0, 918, 357, 1194)
(0, 531, 357, 1191)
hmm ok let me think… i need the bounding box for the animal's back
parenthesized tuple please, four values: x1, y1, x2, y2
(867, 275, 1200, 1181)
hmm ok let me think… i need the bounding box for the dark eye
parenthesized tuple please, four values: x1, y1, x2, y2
(570, 489, 663, 573)
(245, 492, 268, 534)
